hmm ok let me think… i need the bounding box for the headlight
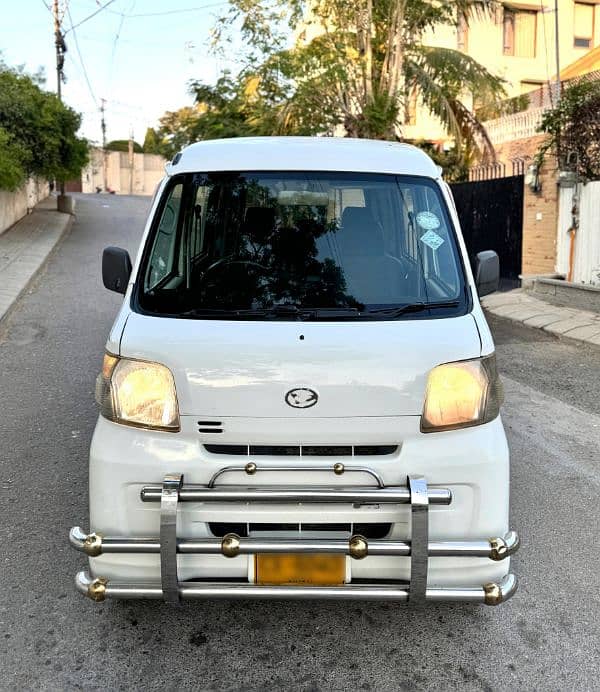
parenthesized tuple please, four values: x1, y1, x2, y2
(420, 355, 503, 433)
(95, 353, 180, 431)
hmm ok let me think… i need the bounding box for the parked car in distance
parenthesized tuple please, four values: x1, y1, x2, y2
(70, 136, 518, 605)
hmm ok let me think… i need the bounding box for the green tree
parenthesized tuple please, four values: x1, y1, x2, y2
(210, 0, 504, 157)
(538, 79, 600, 180)
(143, 127, 167, 155)
(0, 127, 28, 190)
(0, 62, 88, 189)
(106, 139, 143, 153)
(152, 105, 207, 159)
(412, 141, 474, 182)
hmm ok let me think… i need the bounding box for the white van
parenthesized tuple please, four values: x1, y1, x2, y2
(70, 137, 519, 605)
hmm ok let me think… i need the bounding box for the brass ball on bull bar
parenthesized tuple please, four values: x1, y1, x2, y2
(83, 532, 103, 557)
(483, 582, 503, 606)
(349, 535, 368, 560)
(88, 577, 108, 602)
(489, 537, 508, 561)
(245, 462, 257, 475)
(333, 463, 345, 475)
(221, 533, 241, 558)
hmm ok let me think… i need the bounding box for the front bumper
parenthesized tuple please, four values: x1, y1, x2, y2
(70, 466, 519, 605)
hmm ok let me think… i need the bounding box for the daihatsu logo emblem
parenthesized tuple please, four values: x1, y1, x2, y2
(285, 388, 318, 409)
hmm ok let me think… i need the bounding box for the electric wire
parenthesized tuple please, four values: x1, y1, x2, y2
(66, 0, 118, 33)
(111, 2, 228, 18)
(540, 0, 554, 106)
(66, 5, 98, 107)
(109, 11, 127, 78)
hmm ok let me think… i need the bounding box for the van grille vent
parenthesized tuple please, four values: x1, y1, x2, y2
(208, 522, 393, 539)
(197, 421, 223, 434)
(203, 444, 397, 456)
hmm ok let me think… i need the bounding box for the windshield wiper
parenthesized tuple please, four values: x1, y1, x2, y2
(299, 307, 361, 319)
(365, 300, 460, 318)
(179, 303, 458, 320)
(179, 305, 361, 320)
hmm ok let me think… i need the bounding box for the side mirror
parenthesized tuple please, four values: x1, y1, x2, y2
(475, 250, 500, 297)
(102, 246, 132, 294)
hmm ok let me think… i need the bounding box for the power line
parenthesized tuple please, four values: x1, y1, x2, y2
(109, 11, 127, 74)
(66, 5, 97, 106)
(65, 0, 117, 33)
(539, 0, 553, 105)
(107, 2, 135, 100)
(111, 2, 227, 18)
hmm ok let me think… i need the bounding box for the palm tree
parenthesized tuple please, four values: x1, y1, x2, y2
(218, 0, 505, 160)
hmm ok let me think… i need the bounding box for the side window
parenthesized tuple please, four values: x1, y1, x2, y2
(145, 182, 183, 289)
(414, 187, 460, 294)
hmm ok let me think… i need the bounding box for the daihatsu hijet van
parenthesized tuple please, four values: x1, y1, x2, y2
(70, 137, 519, 605)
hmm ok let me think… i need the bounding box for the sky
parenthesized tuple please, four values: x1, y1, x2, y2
(1, 1, 241, 145)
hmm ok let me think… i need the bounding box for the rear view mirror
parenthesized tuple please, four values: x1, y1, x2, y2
(102, 246, 132, 294)
(475, 250, 499, 297)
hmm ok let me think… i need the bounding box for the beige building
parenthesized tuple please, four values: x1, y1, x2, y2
(405, 0, 600, 142)
(81, 147, 167, 196)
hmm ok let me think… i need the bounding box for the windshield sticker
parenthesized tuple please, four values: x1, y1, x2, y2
(420, 230, 445, 251)
(416, 211, 441, 230)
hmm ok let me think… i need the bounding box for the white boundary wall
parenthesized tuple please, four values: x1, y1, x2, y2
(557, 180, 600, 285)
(81, 148, 166, 196)
(0, 178, 49, 236)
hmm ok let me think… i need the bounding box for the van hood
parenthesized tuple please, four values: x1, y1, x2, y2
(119, 313, 481, 418)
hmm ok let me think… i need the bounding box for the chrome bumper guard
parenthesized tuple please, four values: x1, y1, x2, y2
(70, 467, 519, 605)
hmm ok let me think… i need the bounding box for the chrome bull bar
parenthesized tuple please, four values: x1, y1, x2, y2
(70, 468, 519, 605)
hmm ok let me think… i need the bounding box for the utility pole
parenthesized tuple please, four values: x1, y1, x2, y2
(128, 127, 134, 195)
(100, 98, 108, 192)
(53, 0, 67, 199)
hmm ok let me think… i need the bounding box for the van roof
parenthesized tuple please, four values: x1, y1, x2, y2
(167, 136, 441, 178)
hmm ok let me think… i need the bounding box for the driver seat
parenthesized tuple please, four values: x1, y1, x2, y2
(338, 207, 407, 304)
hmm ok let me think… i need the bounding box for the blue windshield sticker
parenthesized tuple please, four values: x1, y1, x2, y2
(416, 211, 441, 230)
(420, 230, 445, 251)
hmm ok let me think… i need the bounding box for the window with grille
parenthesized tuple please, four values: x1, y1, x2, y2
(503, 9, 537, 57)
(574, 2, 595, 49)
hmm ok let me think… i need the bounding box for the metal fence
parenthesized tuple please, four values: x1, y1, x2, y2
(451, 175, 524, 287)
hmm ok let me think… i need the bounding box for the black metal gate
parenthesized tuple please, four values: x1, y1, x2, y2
(450, 175, 523, 288)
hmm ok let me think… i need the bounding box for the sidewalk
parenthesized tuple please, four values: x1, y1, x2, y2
(481, 289, 600, 346)
(0, 196, 73, 324)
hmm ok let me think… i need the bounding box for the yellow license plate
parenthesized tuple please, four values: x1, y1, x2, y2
(255, 553, 346, 585)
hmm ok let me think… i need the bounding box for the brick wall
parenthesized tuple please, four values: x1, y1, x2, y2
(494, 134, 559, 276)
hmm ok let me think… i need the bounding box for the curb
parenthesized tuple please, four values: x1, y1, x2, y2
(482, 293, 600, 348)
(0, 212, 75, 330)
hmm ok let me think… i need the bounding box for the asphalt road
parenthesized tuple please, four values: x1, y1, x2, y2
(1, 195, 599, 691)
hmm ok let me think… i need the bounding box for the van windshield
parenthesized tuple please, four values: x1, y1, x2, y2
(137, 171, 468, 319)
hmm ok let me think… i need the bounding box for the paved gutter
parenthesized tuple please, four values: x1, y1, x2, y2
(0, 196, 73, 325)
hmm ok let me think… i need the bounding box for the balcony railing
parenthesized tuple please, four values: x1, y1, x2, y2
(483, 107, 546, 145)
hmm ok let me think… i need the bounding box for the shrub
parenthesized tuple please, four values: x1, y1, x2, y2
(0, 63, 88, 190)
(538, 80, 600, 180)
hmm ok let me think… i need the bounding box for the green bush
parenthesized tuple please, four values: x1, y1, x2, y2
(0, 62, 88, 190)
(0, 127, 27, 190)
(538, 80, 600, 180)
(106, 139, 143, 153)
